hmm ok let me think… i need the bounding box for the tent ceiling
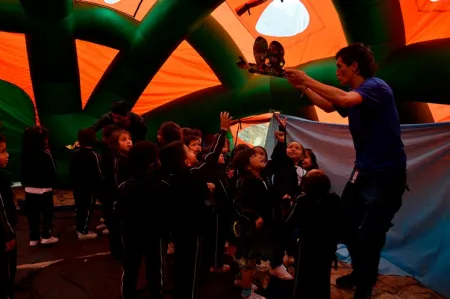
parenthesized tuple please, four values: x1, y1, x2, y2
(0, 0, 450, 125)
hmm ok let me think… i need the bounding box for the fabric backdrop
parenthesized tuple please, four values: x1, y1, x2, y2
(265, 114, 450, 297)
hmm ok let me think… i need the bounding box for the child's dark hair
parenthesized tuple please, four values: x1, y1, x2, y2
(159, 121, 182, 145)
(190, 129, 202, 139)
(22, 126, 49, 153)
(304, 148, 319, 170)
(0, 134, 5, 144)
(302, 169, 331, 196)
(159, 141, 187, 174)
(183, 135, 200, 146)
(232, 148, 257, 176)
(128, 141, 159, 175)
(231, 144, 250, 160)
(181, 127, 192, 138)
(78, 128, 97, 147)
(110, 101, 130, 116)
(102, 124, 120, 141)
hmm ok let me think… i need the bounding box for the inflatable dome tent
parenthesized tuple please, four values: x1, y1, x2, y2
(0, 0, 450, 185)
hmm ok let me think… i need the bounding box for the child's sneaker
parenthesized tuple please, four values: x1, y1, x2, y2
(41, 236, 59, 245)
(77, 231, 98, 240)
(29, 240, 39, 247)
(270, 265, 293, 280)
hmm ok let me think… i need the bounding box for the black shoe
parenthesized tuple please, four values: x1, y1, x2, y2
(336, 272, 357, 289)
(353, 286, 372, 299)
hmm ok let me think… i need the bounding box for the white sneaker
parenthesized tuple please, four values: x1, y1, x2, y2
(96, 223, 107, 231)
(41, 237, 59, 245)
(242, 292, 266, 299)
(77, 231, 98, 240)
(29, 240, 39, 247)
(270, 265, 293, 280)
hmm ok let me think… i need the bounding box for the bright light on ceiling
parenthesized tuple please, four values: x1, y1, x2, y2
(104, 0, 121, 4)
(255, 0, 310, 38)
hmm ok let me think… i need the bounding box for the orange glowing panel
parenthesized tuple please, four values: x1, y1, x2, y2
(80, 0, 143, 16)
(400, 0, 450, 44)
(135, 0, 157, 20)
(76, 41, 119, 108)
(0, 32, 35, 103)
(132, 41, 221, 115)
(212, 3, 256, 63)
(226, 0, 347, 66)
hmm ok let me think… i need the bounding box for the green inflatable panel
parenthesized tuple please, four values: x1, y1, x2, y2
(83, 0, 226, 118)
(0, 80, 36, 182)
(20, 0, 82, 116)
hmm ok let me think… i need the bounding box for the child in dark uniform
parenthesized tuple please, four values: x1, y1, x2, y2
(20, 126, 58, 247)
(202, 152, 232, 273)
(286, 170, 341, 299)
(158, 112, 231, 299)
(0, 134, 17, 299)
(102, 129, 132, 262)
(232, 148, 274, 299)
(70, 128, 103, 240)
(118, 141, 167, 299)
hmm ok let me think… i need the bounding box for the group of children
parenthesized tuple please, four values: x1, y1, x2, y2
(0, 111, 342, 299)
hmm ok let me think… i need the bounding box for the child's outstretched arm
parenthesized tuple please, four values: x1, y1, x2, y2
(190, 112, 232, 177)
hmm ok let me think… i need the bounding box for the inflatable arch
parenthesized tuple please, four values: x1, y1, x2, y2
(0, 0, 450, 184)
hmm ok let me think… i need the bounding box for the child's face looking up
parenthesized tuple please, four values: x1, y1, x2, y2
(286, 142, 304, 163)
(254, 147, 267, 162)
(184, 145, 198, 167)
(301, 151, 313, 169)
(218, 153, 225, 164)
(118, 133, 133, 153)
(188, 139, 202, 156)
(248, 152, 266, 171)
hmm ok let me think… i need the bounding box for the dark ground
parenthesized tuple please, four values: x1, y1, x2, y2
(12, 210, 444, 299)
(13, 210, 293, 299)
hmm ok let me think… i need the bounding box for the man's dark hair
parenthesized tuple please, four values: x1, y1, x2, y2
(78, 128, 97, 147)
(128, 141, 159, 175)
(111, 101, 130, 116)
(336, 43, 378, 79)
(0, 134, 6, 143)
